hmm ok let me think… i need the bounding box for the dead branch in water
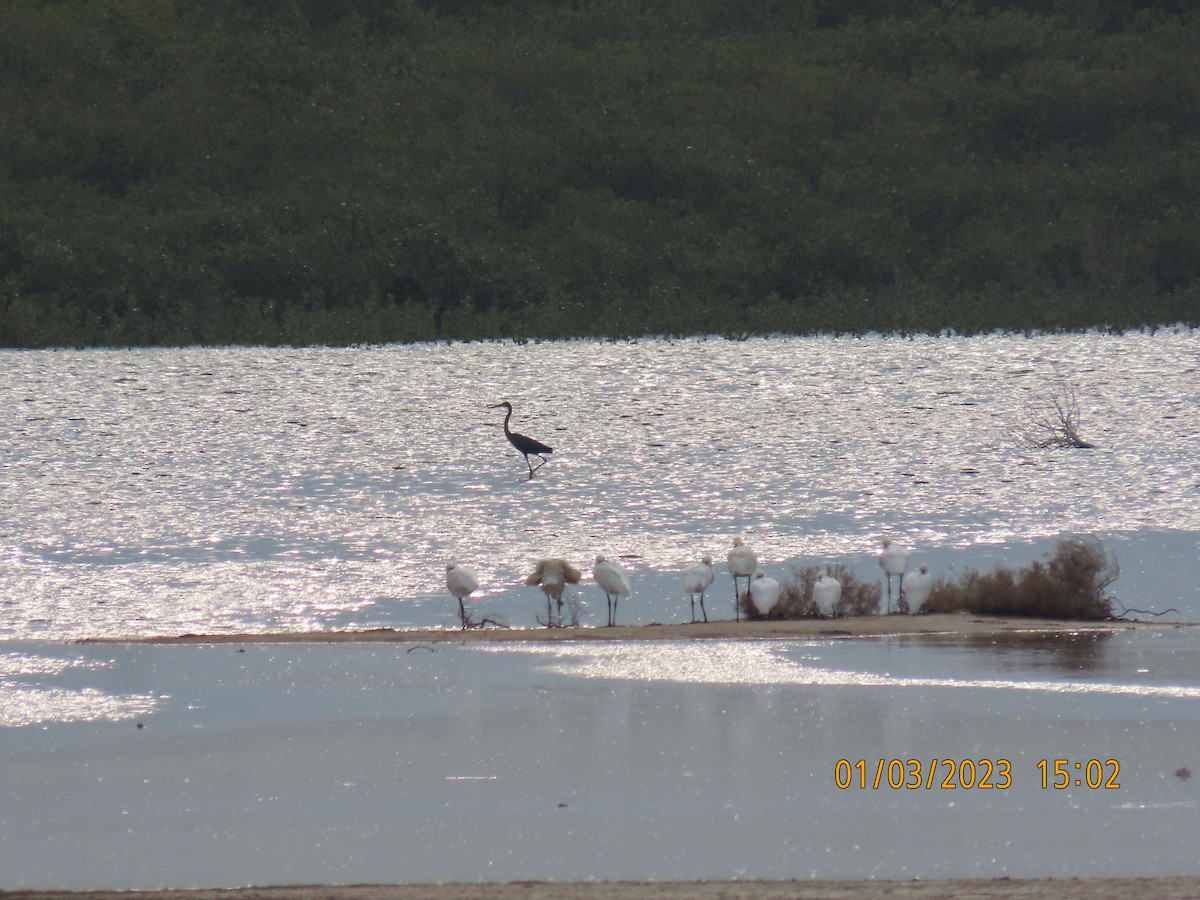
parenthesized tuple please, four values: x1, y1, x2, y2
(1020, 365, 1096, 449)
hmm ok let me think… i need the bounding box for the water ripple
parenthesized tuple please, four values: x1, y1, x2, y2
(2, 331, 1198, 639)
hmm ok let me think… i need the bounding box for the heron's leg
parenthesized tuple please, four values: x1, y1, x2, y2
(458, 597, 467, 629)
(613, 596, 618, 627)
(700, 592, 708, 623)
(689, 594, 696, 623)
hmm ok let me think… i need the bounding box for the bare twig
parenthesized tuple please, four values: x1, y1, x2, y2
(1110, 601, 1179, 621)
(1020, 365, 1096, 449)
(460, 609, 509, 629)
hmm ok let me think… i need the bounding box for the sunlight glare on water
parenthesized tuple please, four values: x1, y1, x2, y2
(1, 330, 1198, 639)
(0, 651, 160, 727)
(528, 639, 1200, 699)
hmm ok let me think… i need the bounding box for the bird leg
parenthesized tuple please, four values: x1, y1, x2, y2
(733, 578, 742, 621)
(689, 594, 696, 623)
(457, 597, 467, 630)
(700, 593, 708, 623)
(897, 575, 909, 615)
(612, 595, 618, 627)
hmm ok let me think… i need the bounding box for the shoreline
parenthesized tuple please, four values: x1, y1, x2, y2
(83, 613, 1190, 645)
(6, 877, 1200, 900)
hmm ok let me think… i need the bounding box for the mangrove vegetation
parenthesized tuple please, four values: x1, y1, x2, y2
(2, 0, 1198, 346)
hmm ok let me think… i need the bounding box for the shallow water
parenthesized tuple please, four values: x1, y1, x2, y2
(2, 333, 1199, 888)
(1, 331, 1198, 639)
(2, 632, 1198, 889)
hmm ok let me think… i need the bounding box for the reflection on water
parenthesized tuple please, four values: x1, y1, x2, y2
(530, 632, 1200, 699)
(910, 630, 1118, 673)
(2, 635, 1198, 889)
(1, 331, 1199, 641)
(0, 650, 160, 727)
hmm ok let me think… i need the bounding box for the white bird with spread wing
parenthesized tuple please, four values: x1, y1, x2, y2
(525, 558, 582, 626)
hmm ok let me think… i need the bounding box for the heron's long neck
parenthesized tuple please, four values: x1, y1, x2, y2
(502, 406, 513, 435)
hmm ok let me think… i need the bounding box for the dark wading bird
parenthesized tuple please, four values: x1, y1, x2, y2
(489, 402, 553, 478)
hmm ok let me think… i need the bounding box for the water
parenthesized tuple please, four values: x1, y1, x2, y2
(2, 632, 1198, 888)
(2, 331, 1199, 888)
(2, 331, 1198, 639)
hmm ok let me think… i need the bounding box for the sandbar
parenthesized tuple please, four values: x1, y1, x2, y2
(93, 612, 1185, 645)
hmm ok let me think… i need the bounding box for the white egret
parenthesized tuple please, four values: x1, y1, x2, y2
(488, 401, 553, 477)
(593, 554, 631, 627)
(813, 572, 842, 617)
(525, 558, 581, 626)
(681, 556, 716, 623)
(749, 570, 781, 618)
(445, 562, 480, 629)
(726, 537, 758, 620)
(878, 536, 910, 614)
(902, 563, 933, 614)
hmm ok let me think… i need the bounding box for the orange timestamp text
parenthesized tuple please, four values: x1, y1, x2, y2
(836, 758, 1012, 789)
(834, 758, 1121, 790)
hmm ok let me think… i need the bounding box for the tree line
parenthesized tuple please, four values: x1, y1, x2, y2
(1, 0, 1197, 347)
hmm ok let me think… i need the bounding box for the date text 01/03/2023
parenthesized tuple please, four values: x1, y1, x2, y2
(834, 759, 1121, 790)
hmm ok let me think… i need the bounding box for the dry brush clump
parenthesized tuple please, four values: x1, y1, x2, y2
(744, 564, 881, 620)
(920, 536, 1117, 620)
(1017, 366, 1096, 449)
